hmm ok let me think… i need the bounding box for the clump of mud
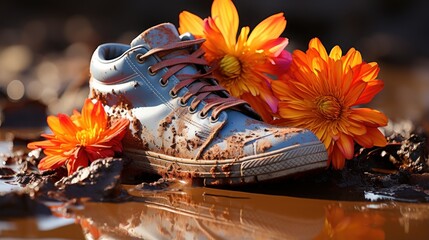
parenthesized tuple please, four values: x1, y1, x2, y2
(0, 150, 127, 218)
(55, 158, 125, 200)
(347, 120, 429, 202)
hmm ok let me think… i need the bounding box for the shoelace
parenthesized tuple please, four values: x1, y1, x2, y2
(135, 39, 248, 121)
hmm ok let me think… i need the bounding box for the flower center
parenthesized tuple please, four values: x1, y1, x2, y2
(315, 95, 342, 120)
(76, 127, 100, 146)
(219, 55, 242, 79)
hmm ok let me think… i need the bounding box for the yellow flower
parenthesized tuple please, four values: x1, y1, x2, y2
(179, 0, 291, 121)
(272, 38, 388, 169)
(28, 99, 130, 175)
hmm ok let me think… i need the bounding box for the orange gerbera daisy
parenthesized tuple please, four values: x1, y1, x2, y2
(179, 0, 291, 121)
(28, 99, 129, 175)
(272, 38, 388, 169)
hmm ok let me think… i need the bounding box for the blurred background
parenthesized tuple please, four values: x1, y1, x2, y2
(0, 0, 428, 129)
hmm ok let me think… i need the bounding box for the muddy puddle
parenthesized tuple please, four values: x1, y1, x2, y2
(1, 179, 429, 239)
(1, 131, 429, 239)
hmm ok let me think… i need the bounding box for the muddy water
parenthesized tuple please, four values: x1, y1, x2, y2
(1, 179, 429, 239)
(1, 136, 429, 239)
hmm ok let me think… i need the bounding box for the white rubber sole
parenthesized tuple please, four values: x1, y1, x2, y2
(122, 141, 328, 186)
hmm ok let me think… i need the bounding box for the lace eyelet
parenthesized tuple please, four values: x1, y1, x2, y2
(179, 98, 188, 107)
(188, 106, 197, 114)
(210, 115, 219, 123)
(148, 66, 156, 76)
(198, 111, 208, 119)
(159, 78, 167, 87)
(136, 53, 145, 64)
(169, 90, 177, 98)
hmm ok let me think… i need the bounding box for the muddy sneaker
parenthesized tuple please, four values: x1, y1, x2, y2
(89, 23, 328, 186)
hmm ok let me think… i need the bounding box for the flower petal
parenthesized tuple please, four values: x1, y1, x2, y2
(367, 127, 387, 147)
(211, 0, 238, 49)
(354, 132, 373, 148)
(27, 139, 57, 150)
(343, 79, 367, 107)
(259, 38, 289, 57)
(241, 92, 274, 122)
(265, 51, 293, 77)
(99, 118, 130, 143)
(91, 100, 107, 129)
(236, 26, 250, 53)
(309, 38, 328, 61)
(330, 145, 346, 169)
(178, 11, 205, 37)
(354, 79, 384, 105)
(58, 114, 79, 137)
(354, 127, 386, 148)
(85, 146, 115, 161)
(38, 155, 68, 172)
(247, 13, 286, 49)
(47, 116, 63, 136)
(341, 48, 362, 70)
(202, 18, 229, 60)
(81, 98, 95, 129)
(329, 46, 342, 61)
(336, 133, 355, 160)
(347, 120, 367, 136)
(67, 148, 89, 175)
(355, 62, 379, 82)
(349, 108, 388, 127)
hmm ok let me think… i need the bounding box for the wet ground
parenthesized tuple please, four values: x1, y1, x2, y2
(4, 184, 429, 239)
(1, 127, 429, 239)
(1, 171, 429, 239)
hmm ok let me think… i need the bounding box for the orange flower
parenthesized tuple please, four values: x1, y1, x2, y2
(28, 99, 129, 175)
(179, 0, 291, 121)
(272, 38, 388, 169)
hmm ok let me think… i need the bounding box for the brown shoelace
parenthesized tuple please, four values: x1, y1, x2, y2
(136, 39, 248, 121)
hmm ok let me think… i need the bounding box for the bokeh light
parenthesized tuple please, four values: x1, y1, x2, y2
(6, 80, 25, 101)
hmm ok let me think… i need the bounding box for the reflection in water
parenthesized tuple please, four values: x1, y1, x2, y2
(399, 204, 429, 234)
(1, 177, 429, 238)
(0, 215, 84, 239)
(75, 186, 325, 239)
(315, 204, 385, 240)
(67, 183, 429, 240)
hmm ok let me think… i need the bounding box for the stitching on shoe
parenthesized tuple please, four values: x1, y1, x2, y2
(125, 54, 172, 107)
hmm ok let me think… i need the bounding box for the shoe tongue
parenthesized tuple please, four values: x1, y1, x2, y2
(131, 23, 180, 49)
